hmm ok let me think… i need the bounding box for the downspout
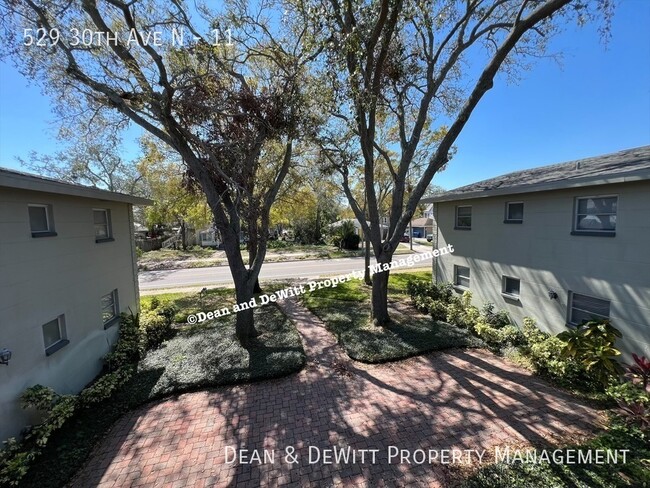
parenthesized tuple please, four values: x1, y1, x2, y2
(432, 203, 439, 284)
(127, 203, 141, 312)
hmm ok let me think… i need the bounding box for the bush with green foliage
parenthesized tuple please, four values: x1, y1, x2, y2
(558, 319, 623, 387)
(406, 280, 454, 304)
(79, 366, 136, 405)
(0, 386, 79, 485)
(606, 381, 650, 405)
(140, 307, 176, 350)
(520, 317, 598, 390)
(480, 302, 510, 328)
(103, 312, 145, 370)
(266, 239, 291, 249)
(0, 437, 36, 487)
(330, 220, 360, 250)
(0, 313, 148, 486)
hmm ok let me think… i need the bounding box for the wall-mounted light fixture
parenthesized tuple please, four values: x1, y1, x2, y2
(548, 290, 558, 300)
(0, 348, 11, 365)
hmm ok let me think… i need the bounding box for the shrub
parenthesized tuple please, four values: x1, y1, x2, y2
(140, 306, 176, 350)
(0, 438, 37, 487)
(626, 354, 650, 391)
(79, 366, 136, 405)
(606, 381, 650, 405)
(445, 295, 466, 327)
(0, 387, 80, 485)
(558, 319, 623, 387)
(617, 401, 650, 432)
(341, 233, 360, 250)
(461, 291, 480, 320)
(524, 330, 597, 390)
(521, 316, 548, 346)
(474, 322, 524, 349)
(480, 302, 510, 328)
(429, 300, 448, 321)
(135, 247, 143, 259)
(103, 312, 144, 370)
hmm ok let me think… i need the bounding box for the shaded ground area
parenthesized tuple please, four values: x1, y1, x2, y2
(19, 292, 305, 488)
(69, 299, 604, 488)
(302, 271, 483, 362)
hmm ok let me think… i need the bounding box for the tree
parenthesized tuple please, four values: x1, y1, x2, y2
(137, 136, 212, 248)
(1, 0, 318, 345)
(18, 117, 143, 195)
(299, 0, 612, 325)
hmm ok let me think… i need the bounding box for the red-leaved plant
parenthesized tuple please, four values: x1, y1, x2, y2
(626, 354, 650, 391)
(617, 400, 650, 432)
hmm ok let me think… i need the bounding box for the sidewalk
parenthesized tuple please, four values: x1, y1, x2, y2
(70, 299, 604, 488)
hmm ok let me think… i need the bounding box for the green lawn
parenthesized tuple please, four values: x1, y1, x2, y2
(302, 271, 483, 363)
(20, 288, 305, 488)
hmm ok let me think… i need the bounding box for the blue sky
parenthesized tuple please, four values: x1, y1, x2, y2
(0, 0, 649, 190)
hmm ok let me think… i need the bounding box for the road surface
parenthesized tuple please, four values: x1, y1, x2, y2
(139, 244, 433, 291)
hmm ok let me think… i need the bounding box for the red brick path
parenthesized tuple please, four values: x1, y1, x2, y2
(70, 299, 604, 487)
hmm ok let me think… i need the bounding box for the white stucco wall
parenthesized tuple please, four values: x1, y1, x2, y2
(0, 188, 140, 442)
(433, 180, 650, 358)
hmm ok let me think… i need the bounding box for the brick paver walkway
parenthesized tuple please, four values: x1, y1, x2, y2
(71, 299, 604, 487)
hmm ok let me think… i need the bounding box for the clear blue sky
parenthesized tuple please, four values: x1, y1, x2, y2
(0, 0, 649, 190)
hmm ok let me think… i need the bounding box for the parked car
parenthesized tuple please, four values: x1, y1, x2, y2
(400, 234, 410, 243)
(426, 234, 433, 242)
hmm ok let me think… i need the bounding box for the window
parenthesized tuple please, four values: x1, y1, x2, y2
(455, 206, 472, 229)
(454, 265, 470, 289)
(42, 315, 68, 356)
(101, 289, 119, 328)
(502, 276, 521, 298)
(505, 202, 524, 223)
(573, 196, 617, 236)
(94, 209, 113, 241)
(28, 204, 56, 237)
(569, 292, 610, 326)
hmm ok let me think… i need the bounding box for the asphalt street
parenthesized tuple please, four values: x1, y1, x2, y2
(139, 243, 434, 291)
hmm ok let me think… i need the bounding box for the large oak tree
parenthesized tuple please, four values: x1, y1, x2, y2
(297, 0, 612, 324)
(1, 0, 319, 344)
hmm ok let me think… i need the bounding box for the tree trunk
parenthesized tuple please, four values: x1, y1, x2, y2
(232, 270, 259, 346)
(364, 234, 372, 285)
(371, 268, 390, 326)
(180, 220, 187, 250)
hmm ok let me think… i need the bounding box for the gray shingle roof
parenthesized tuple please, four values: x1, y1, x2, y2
(423, 146, 650, 203)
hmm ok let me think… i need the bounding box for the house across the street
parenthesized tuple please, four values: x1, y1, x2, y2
(410, 217, 434, 238)
(0, 168, 151, 441)
(422, 146, 650, 358)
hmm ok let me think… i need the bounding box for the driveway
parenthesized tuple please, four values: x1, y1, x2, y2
(71, 300, 603, 487)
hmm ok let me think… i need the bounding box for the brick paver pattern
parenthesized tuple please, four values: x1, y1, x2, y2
(71, 299, 604, 487)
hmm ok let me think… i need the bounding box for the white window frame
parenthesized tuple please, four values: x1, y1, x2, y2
(455, 205, 472, 229)
(454, 265, 470, 289)
(42, 315, 68, 356)
(94, 208, 113, 241)
(101, 289, 119, 328)
(28, 204, 54, 235)
(504, 201, 524, 223)
(573, 195, 617, 235)
(568, 291, 611, 326)
(502, 276, 521, 298)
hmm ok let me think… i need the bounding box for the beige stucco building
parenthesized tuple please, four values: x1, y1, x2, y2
(0, 168, 150, 442)
(423, 146, 650, 358)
